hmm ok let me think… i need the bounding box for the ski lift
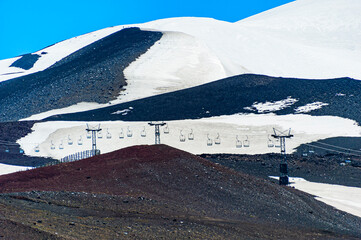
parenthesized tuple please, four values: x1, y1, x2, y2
(215, 133, 221, 145)
(98, 130, 103, 139)
(5, 147, 9, 153)
(19, 148, 24, 154)
(207, 134, 213, 146)
(86, 131, 91, 139)
(50, 140, 55, 150)
(179, 130, 186, 142)
(236, 135, 242, 148)
(119, 128, 124, 139)
(78, 136, 83, 145)
(188, 129, 194, 140)
(35, 144, 40, 152)
(59, 141, 64, 150)
(243, 135, 250, 147)
(127, 126, 133, 137)
(163, 124, 169, 134)
(141, 127, 146, 137)
(68, 135, 73, 145)
(106, 128, 112, 139)
(267, 135, 274, 148)
(274, 139, 281, 148)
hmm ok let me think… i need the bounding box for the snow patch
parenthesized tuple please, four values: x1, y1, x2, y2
(0, 163, 32, 176)
(244, 97, 298, 113)
(295, 102, 329, 113)
(270, 176, 361, 218)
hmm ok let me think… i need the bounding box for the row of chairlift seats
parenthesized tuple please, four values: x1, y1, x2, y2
(35, 126, 145, 152)
(34, 124, 282, 152)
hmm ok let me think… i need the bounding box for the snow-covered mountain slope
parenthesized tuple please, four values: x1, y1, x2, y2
(123, 31, 226, 102)
(137, 0, 361, 80)
(0, 26, 125, 81)
(0, 28, 163, 121)
(1, 0, 361, 120)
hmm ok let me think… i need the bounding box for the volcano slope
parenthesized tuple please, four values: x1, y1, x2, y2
(0, 27, 162, 121)
(0, 145, 360, 239)
(0, 121, 55, 167)
(47, 74, 361, 124)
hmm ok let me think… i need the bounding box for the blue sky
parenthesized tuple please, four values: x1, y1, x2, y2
(0, 0, 294, 60)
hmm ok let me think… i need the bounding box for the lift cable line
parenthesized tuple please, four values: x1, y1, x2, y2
(271, 128, 293, 185)
(148, 122, 166, 144)
(86, 123, 102, 155)
(304, 143, 361, 157)
(314, 141, 361, 154)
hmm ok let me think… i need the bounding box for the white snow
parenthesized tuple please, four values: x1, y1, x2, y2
(3, 0, 361, 119)
(0, 26, 126, 82)
(244, 97, 298, 113)
(271, 176, 361, 218)
(122, 31, 226, 102)
(295, 102, 329, 113)
(17, 114, 361, 160)
(0, 163, 31, 176)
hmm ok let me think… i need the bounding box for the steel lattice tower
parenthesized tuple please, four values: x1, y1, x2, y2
(271, 128, 293, 185)
(148, 122, 166, 144)
(86, 124, 102, 155)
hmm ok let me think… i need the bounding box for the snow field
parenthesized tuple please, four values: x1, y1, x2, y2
(122, 31, 226, 103)
(17, 114, 361, 160)
(0, 163, 32, 176)
(271, 176, 361, 219)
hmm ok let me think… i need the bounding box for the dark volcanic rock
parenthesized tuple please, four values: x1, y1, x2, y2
(0, 27, 162, 121)
(0, 145, 360, 239)
(46, 74, 361, 124)
(10, 53, 41, 70)
(0, 121, 56, 167)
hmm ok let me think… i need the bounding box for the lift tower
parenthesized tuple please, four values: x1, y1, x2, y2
(271, 128, 293, 185)
(148, 122, 166, 144)
(86, 124, 102, 155)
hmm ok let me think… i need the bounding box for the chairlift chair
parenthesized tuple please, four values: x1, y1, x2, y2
(86, 131, 91, 139)
(163, 124, 170, 134)
(274, 139, 281, 148)
(236, 135, 242, 148)
(50, 140, 55, 150)
(59, 141, 64, 150)
(19, 148, 24, 154)
(141, 127, 146, 137)
(119, 128, 124, 139)
(78, 136, 83, 145)
(267, 135, 274, 148)
(106, 128, 112, 139)
(207, 134, 213, 146)
(179, 130, 186, 142)
(243, 135, 250, 147)
(35, 144, 40, 152)
(188, 129, 194, 140)
(127, 126, 133, 137)
(5, 147, 9, 153)
(68, 135, 73, 145)
(214, 133, 221, 145)
(98, 131, 103, 139)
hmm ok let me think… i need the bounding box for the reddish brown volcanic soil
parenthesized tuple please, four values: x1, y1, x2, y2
(0, 145, 360, 239)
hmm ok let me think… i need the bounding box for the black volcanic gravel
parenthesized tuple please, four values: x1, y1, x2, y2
(0, 121, 55, 167)
(10, 53, 41, 70)
(0, 27, 162, 121)
(46, 74, 361, 124)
